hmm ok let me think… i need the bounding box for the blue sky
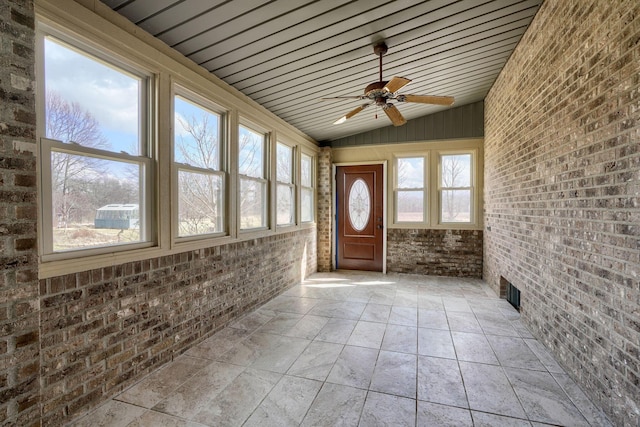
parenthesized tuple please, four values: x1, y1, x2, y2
(44, 36, 140, 154)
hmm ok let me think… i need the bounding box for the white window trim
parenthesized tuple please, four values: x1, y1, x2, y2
(174, 166, 227, 240)
(300, 150, 316, 224)
(238, 121, 270, 232)
(393, 153, 429, 227)
(337, 140, 482, 231)
(276, 141, 296, 228)
(172, 86, 229, 241)
(36, 22, 155, 262)
(39, 138, 154, 261)
(437, 150, 476, 226)
(35, 3, 320, 278)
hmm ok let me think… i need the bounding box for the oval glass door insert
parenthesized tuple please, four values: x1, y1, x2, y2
(348, 178, 370, 231)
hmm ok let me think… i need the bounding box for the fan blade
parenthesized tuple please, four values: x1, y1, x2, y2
(333, 104, 369, 124)
(383, 76, 411, 93)
(321, 96, 363, 100)
(397, 94, 455, 105)
(382, 103, 407, 126)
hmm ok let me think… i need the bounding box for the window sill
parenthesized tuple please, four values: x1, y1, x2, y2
(388, 222, 483, 231)
(38, 223, 317, 279)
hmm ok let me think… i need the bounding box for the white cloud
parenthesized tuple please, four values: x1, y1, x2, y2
(44, 38, 140, 138)
(398, 158, 424, 188)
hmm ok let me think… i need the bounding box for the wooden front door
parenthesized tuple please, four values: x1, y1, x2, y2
(336, 164, 384, 271)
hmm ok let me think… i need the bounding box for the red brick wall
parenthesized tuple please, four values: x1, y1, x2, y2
(0, 1, 40, 425)
(484, 1, 640, 425)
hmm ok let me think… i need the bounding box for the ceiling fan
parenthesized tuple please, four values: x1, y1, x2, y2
(326, 41, 455, 127)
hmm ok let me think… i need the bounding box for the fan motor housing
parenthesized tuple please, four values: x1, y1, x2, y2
(364, 81, 389, 102)
(373, 42, 388, 56)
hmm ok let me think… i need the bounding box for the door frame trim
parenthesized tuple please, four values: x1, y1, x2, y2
(332, 161, 387, 273)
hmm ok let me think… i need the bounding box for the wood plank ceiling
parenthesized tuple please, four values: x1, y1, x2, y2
(102, 0, 542, 143)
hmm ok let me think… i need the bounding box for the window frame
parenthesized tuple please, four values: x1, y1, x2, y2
(172, 86, 228, 241)
(300, 151, 315, 224)
(35, 7, 320, 278)
(384, 144, 480, 230)
(393, 154, 429, 226)
(276, 141, 296, 227)
(238, 121, 270, 232)
(37, 24, 155, 261)
(437, 150, 475, 225)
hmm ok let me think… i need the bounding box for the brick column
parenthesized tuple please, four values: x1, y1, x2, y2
(316, 147, 332, 271)
(0, 1, 40, 426)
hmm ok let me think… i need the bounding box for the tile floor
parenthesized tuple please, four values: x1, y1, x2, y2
(71, 271, 613, 426)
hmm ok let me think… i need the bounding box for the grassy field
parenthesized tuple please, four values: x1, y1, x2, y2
(53, 224, 140, 251)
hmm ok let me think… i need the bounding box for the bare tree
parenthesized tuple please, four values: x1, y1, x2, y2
(176, 113, 222, 235)
(276, 144, 293, 224)
(176, 114, 219, 168)
(396, 158, 424, 219)
(46, 91, 109, 228)
(238, 130, 265, 228)
(441, 155, 467, 221)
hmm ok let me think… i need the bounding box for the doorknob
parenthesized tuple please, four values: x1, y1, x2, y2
(377, 224, 383, 229)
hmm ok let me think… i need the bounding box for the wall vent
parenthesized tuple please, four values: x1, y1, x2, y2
(506, 282, 521, 311)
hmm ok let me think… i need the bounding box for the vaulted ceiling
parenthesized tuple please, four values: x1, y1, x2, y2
(102, 0, 542, 143)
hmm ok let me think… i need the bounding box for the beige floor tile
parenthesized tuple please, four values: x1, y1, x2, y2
(152, 361, 245, 419)
(70, 400, 146, 427)
(244, 376, 322, 427)
(360, 303, 391, 323)
(326, 345, 378, 389)
(417, 401, 473, 427)
(347, 320, 386, 348)
(73, 271, 612, 427)
(359, 391, 416, 427)
(301, 382, 367, 427)
(287, 341, 344, 381)
(314, 317, 358, 344)
(116, 356, 210, 408)
(192, 368, 281, 425)
(451, 331, 499, 364)
(381, 324, 417, 354)
(417, 355, 468, 408)
(459, 361, 527, 419)
(370, 350, 417, 398)
(418, 328, 456, 359)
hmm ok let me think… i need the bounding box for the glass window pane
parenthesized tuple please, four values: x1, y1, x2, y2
(441, 189, 471, 222)
(398, 157, 424, 189)
(240, 178, 266, 229)
(239, 125, 264, 178)
(301, 188, 313, 223)
(348, 179, 370, 231)
(51, 151, 142, 251)
(44, 37, 141, 155)
(301, 153, 312, 187)
(277, 143, 292, 183)
(177, 170, 223, 236)
(277, 184, 294, 225)
(174, 96, 220, 170)
(441, 154, 471, 187)
(396, 191, 424, 222)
